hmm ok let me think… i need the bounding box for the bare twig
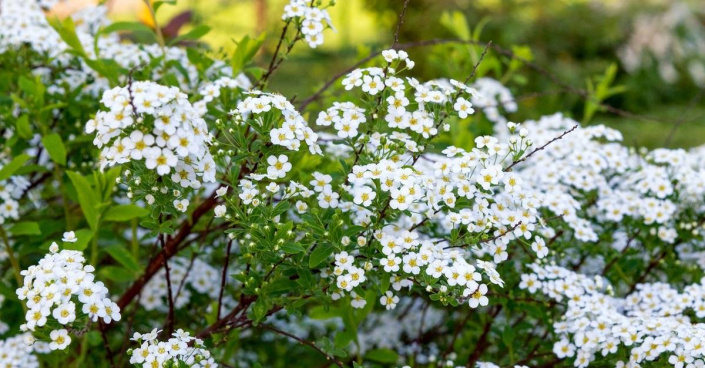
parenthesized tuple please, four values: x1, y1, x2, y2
(504, 125, 579, 172)
(217, 239, 234, 320)
(664, 89, 704, 147)
(392, 0, 411, 49)
(262, 325, 344, 367)
(159, 233, 175, 335)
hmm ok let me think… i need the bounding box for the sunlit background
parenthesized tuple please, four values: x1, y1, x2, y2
(56, 0, 705, 148)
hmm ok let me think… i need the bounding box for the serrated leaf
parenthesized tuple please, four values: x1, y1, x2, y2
(308, 245, 333, 269)
(103, 204, 149, 222)
(41, 133, 67, 166)
(0, 154, 31, 181)
(8, 222, 41, 236)
(105, 244, 140, 273)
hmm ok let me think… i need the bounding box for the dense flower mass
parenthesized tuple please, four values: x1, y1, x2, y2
(129, 329, 216, 367)
(282, 0, 334, 48)
(522, 263, 705, 367)
(16, 237, 121, 350)
(87, 82, 216, 187)
(0, 0, 704, 367)
(0, 333, 46, 368)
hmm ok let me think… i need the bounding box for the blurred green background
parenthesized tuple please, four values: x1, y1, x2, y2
(111, 0, 705, 148)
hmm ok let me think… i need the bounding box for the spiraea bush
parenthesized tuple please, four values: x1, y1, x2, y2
(0, 0, 704, 367)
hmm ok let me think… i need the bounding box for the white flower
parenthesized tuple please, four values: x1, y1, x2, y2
(62, 231, 77, 243)
(215, 186, 228, 197)
(145, 147, 178, 176)
(214, 205, 227, 218)
(353, 186, 376, 207)
(173, 199, 189, 212)
(379, 291, 399, 310)
(266, 155, 292, 179)
(466, 284, 489, 308)
(454, 97, 474, 118)
(49, 329, 71, 350)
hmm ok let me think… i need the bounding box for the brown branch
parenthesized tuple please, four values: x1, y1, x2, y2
(115, 191, 218, 311)
(392, 0, 411, 49)
(159, 232, 175, 336)
(217, 238, 234, 320)
(627, 249, 668, 294)
(465, 306, 502, 367)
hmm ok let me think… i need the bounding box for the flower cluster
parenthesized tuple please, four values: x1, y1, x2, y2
(0, 175, 28, 224)
(129, 329, 216, 368)
(15, 236, 121, 350)
(234, 92, 321, 154)
(0, 333, 45, 368)
(522, 263, 705, 367)
(282, 0, 334, 48)
(87, 82, 216, 188)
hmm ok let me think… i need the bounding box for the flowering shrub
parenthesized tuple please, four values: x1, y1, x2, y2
(0, 1, 704, 368)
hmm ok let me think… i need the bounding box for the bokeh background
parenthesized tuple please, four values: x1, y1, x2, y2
(58, 0, 705, 148)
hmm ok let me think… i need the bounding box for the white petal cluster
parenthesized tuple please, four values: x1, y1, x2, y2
(0, 175, 28, 224)
(316, 102, 367, 139)
(282, 0, 334, 48)
(235, 92, 321, 154)
(522, 263, 705, 367)
(87, 82, 216, 187)
(15, 241, 120, 350)
(0, 333, 44, 368)
(129, 329, 216, 368)
(512, 113, 705, 244)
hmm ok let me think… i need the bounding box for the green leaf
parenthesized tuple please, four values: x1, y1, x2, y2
(308, 245, 333, 269)
(153, 0, 176, 12)
(62, 228, 94, 251)
(67, 171, 100, 230)
(280, 242, 305, 254)
(41, 133, 67, 166)
(8, 222, 41, 236)
(98, 21, 154, 37)
(169, 25, 211, 45)
(16, 115, 32, 139)
(365, 349, 399, 364)
(440, 11, 470, 40)
(99, 266, 135, 282)
(47, 17, 86, 56)
(0, 154, 31, 181)
(104, 244, 140, 273)
(103, 204, 149, 222)
(231, 33, 267, 73)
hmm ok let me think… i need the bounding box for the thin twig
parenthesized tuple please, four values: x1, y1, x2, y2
(504, 125, 578, 172)
(217, 239, 234, 320)
(262, 325, 344, 367)
(392, 0, 411, 49)
(159, 233, 175, 335)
